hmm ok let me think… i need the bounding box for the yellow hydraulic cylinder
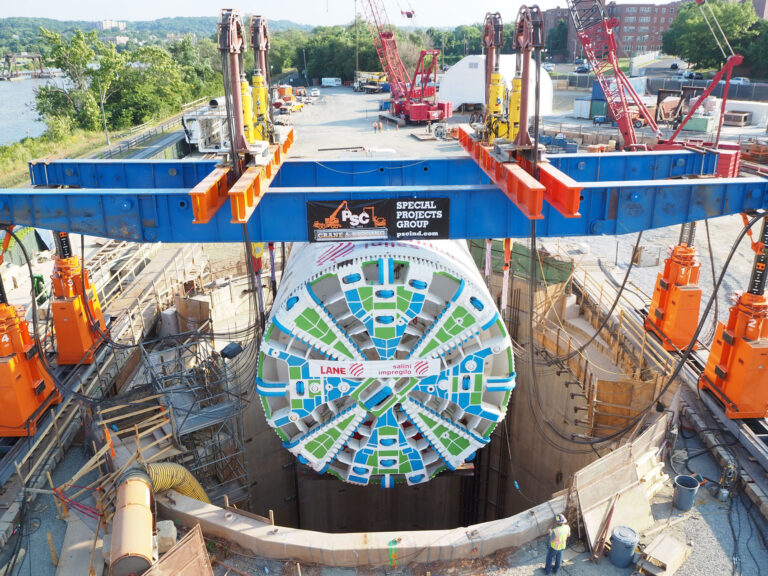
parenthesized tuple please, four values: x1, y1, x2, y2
(252, 73, 270, 141)
(252, 74, 268, 117)
(486, 72, 509, 143)
(488, 73, 505, 116)
(241, 78, 256, 145)
(508, 77, 522, 141)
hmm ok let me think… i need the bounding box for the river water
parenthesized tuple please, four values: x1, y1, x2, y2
(0, 79, 48, 145)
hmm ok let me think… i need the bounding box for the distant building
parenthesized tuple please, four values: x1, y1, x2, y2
(99, 20, 127, 31)
(165, 33, 197, 42)
(753, 0, 768, 19)
(105, 36, 130, 46)
(542, 1, 682, 60)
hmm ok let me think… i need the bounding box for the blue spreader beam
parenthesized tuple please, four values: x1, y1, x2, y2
(0, 152, 763, 243)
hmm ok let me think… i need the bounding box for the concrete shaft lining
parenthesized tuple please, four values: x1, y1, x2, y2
(156, 492, 564, 567)
(155, 410, 670, 567)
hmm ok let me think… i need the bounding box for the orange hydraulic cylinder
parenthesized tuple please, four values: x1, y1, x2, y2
(0, 304, 61, 436)
(645, 244, 701, 351)
(51, 256, 107, 365)
(699, 293, 768, 419)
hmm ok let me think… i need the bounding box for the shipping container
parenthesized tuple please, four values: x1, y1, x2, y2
(574, 97, 591, 119)
(590, 100, 607, 118)
(591, 76, 647, 101)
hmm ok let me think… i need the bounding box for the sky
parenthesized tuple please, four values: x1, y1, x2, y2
(2, 0, 668, 27)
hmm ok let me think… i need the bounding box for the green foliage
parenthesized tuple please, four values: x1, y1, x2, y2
(35, 27, 203, 132)
(662, 0, 758, 68)
(269, 29, 310, 75)
(168, 36, 220, 101)
(546, 19, 569, 57)
(745, 20, 768, 78)
(0, 17, 96, 55)
(0, 128, 110, 188)
(107, 46, 185, 128)
(35, 28, 105, 130)
(299, 21, 382, 81)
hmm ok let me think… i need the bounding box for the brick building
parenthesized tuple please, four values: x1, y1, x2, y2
(542, 1, 683, 60)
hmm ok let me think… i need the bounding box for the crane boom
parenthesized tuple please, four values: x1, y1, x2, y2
(566, 0, 659, 148)
(362, 0, 411, 102)
(362, 0, 451, 123)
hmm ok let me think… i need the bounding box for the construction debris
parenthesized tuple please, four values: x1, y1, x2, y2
(636, 533, 693, 575)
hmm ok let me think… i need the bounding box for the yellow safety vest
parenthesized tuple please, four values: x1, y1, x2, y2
(549, 524, 570, 551)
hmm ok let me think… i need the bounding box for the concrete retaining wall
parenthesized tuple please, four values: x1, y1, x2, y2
(156, 492, 565, 567)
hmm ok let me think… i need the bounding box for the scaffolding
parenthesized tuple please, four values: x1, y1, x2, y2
(140, 335, 250, 507)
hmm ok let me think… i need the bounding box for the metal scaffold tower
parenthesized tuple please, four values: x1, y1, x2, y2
(140, 337, 250, 506)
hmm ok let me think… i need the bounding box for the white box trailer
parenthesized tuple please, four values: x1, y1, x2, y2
(321, 77, 342, 87)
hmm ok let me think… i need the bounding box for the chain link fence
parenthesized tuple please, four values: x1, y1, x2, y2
(550, 72, 768, 102)
(645, 77, 768, 101)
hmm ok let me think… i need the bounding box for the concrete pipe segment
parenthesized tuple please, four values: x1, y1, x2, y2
(257, 240, 516, 487)
(110, 467, 154, 576)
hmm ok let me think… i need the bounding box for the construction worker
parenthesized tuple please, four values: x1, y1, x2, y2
(544, 514, 570, 574)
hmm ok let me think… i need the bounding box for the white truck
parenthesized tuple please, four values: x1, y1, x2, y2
(321, 77, 342, 87)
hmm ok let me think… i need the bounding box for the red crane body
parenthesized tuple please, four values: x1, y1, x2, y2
(363, 0, 452, 123)
(566, 0, 659, 149)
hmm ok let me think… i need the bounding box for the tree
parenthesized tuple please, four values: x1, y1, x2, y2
(662, 0, 757, 68)
(546, 19, 568, 58)
(35, 28, 123, 132)
(107, 45, 185, 127)
(745, 20, 768, 78)
(168, 35, 219, 100)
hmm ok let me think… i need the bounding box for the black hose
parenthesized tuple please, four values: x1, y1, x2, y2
(527, 211, 766, 447)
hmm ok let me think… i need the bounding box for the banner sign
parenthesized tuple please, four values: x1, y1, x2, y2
(307, 198, 449, 242)
(307, 359, 442, 379)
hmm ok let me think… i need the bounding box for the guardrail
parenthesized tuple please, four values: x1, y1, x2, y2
(95, 118, 182, 159)
(94, 97, 214, 160)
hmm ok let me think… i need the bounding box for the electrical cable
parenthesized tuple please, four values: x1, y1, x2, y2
(702, 218, 719, 346)
(545, 231, 643, 366)
(2, 225, 261, 410)
(526, 211, 766, 448)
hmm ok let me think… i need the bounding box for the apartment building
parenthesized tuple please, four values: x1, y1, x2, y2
(542, 1, 682, 59)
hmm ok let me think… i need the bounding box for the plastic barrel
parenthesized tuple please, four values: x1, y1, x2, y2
(673, 475, 700, 511)
(609, 526, 639, 568)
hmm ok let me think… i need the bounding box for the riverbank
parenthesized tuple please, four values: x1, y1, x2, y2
(0, 94, 212, 187)
(0, 130, 116, 188)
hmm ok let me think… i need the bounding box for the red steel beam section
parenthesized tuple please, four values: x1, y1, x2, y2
(536, 163, 582, 218)
(458, 125, 582, 219)
(229, 127, 294, 223)
(458, 125, 544, 219)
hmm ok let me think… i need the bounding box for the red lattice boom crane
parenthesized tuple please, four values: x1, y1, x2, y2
(363, 0, 452, 123)
(566, 0, 659, 149)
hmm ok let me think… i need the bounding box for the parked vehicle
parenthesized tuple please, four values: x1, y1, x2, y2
(730, 77, 751, 86)
(670, 62, 679, 70)
(310, 88, 320, 97)
(575, 65, 589, 74)
(542, 63, 555, 72)
(679, 71, 703, 80)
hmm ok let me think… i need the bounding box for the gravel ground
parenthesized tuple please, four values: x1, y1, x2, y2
(0, 445, 92, 576)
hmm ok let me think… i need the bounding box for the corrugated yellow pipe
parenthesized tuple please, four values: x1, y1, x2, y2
(147, 462, 211, 504)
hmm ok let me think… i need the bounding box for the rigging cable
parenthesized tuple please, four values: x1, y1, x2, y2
(527, 211, 766, 447)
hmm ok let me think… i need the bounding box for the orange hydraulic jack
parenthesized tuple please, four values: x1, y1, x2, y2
(51, 232, 107, 365)
(645, 222, 702, 351)
(0, 276, 61, 436)
(699, 215, 768, 419)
